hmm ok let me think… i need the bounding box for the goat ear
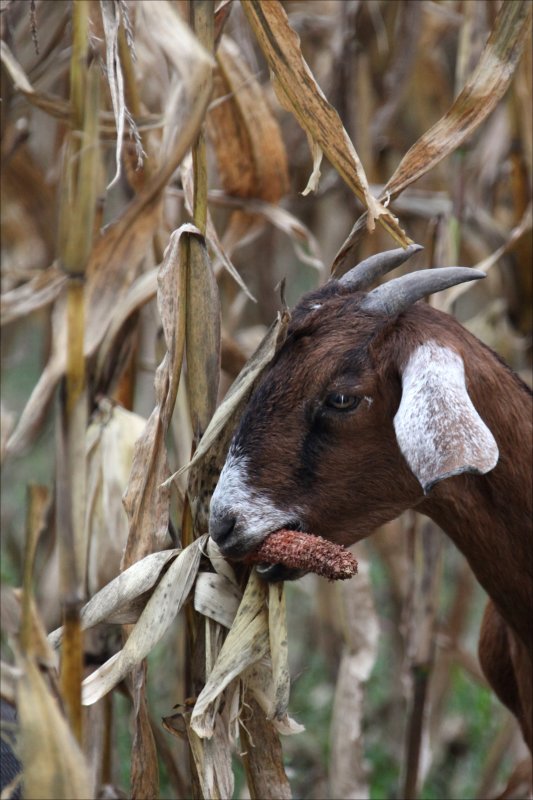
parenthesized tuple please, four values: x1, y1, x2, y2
(393, 343, 499, 492)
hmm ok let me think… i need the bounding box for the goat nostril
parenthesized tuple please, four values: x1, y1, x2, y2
(209, 512, 236, 546)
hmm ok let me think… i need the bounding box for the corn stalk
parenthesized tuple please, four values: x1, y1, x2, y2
(56, 0, 100, 742)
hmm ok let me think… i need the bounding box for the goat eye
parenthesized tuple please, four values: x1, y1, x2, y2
(324, 392, 359, 411)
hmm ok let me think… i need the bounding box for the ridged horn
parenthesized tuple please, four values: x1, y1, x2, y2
(338, 243, 423, 290)
(361, 267, 486, 315)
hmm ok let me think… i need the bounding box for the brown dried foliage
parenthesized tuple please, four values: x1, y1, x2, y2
(1, 1, 531, 799)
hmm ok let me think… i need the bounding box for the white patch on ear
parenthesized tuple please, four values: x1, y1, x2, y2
(394, 342, 499, 492)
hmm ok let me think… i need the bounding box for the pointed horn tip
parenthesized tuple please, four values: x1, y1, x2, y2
(443, 267, 487, 281)
(464, 268, 486, 280)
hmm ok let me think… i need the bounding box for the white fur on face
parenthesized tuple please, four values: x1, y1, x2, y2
(209, 449, 302, 550)
(394, 342, 499, 491)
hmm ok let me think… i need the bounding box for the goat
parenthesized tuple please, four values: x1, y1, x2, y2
(209, 244, 533, 753)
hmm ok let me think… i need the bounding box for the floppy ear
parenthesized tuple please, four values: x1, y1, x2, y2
(393, 342, 499, 493)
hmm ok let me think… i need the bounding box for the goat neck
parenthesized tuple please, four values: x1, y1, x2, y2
(381, 305, 533, 649)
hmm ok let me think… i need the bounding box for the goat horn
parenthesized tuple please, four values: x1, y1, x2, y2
(338, 243, 423, 290)
(361, 267, 486, 315)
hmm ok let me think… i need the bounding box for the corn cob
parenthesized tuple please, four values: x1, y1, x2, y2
(245, 529, 358, 580)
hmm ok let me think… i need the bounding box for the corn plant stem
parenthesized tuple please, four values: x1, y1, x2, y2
(190, 0, 213, 237)
(401, 521, 443, 799)
(239, 695, 292, 800)
(57, 0, 100, 743)
(20, 485, 49, 654)
(185, 6, 214, 797)
(402, 666, 430, 800)
(476, 715, 518, 800)
(102, 694, 113, 785)
(69, 0, 88, 131)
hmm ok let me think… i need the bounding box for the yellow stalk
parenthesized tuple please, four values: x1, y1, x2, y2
(20, 485, 49, 655)
(57, 1, 101, 744)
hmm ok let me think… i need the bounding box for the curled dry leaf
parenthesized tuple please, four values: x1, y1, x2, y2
(122, 226, 194, 568)
(16, 654, 93, 800)
(332, 0, 532, 273)
(48, 549, 181, 649)
(267, 582, 290, 722)
(180, 154, 255, 299)
(85, 401, 148, 595)
(100, 0, 127, 189)
(243, 658, 304, 737)
(4, 2, 214, 459)
(185, 233, 221, 443)
(206, 537, 239, 586)
(387, 0, 532, 200)
(186, 711, 235, 800)
(190, 570, 269, 738)
(241, 0, 409, 246)
(0, 265, 67, 327)
(209, 36, 288, 203)
(206, 190, 324, 271)
(82, 536, 206, 706)
(166, 307, 290, 483)
(207, 34, 290, 259)
(193, 572, 242, 629)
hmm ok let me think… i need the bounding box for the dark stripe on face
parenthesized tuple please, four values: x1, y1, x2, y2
(296, 407, 332, 490)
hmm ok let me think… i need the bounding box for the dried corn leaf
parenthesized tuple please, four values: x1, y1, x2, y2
(244, 658, 304, 736)
(82, 535, 206, 705)
(206, 537, 239, 586)
(122, 226, 192, 568)
(100, 0, 126, 189)
(130, 663, 159, 800)
(48, 549, 181, 649)
(442, 203, 533, 311)
(85, 401, 148, 595)
(0, 266, 67, 327)
(186, 234, 221, 442)
(333, 0, 532, 272)
(137, 0, 214, 192)
(166, 307, 290, 482)
(181, 155, 255, 300)
(186, 712, 234, 800)
(209, 37, 286, 200)
(0, 39, 70, 120)
(5, 3, 213, 458)
(208, 191, 323, 270)
(268, 583, 290, 722)
(241, 0, 409, 246)
(190, 570, 269, 737)
(95, 267, 158, 381)
(15, 653, 92, 800)
(194, 571, 242, 628)
(1, 588, 57, 670)
(388, 1, 531, 199)
(208, 33, 290, 270)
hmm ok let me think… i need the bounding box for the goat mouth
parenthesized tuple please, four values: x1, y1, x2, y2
(249, 520, 307, 582)
(255, 563, 305, 582)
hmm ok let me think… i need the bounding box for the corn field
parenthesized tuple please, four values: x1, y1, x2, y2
(1, 1, 532, 798)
